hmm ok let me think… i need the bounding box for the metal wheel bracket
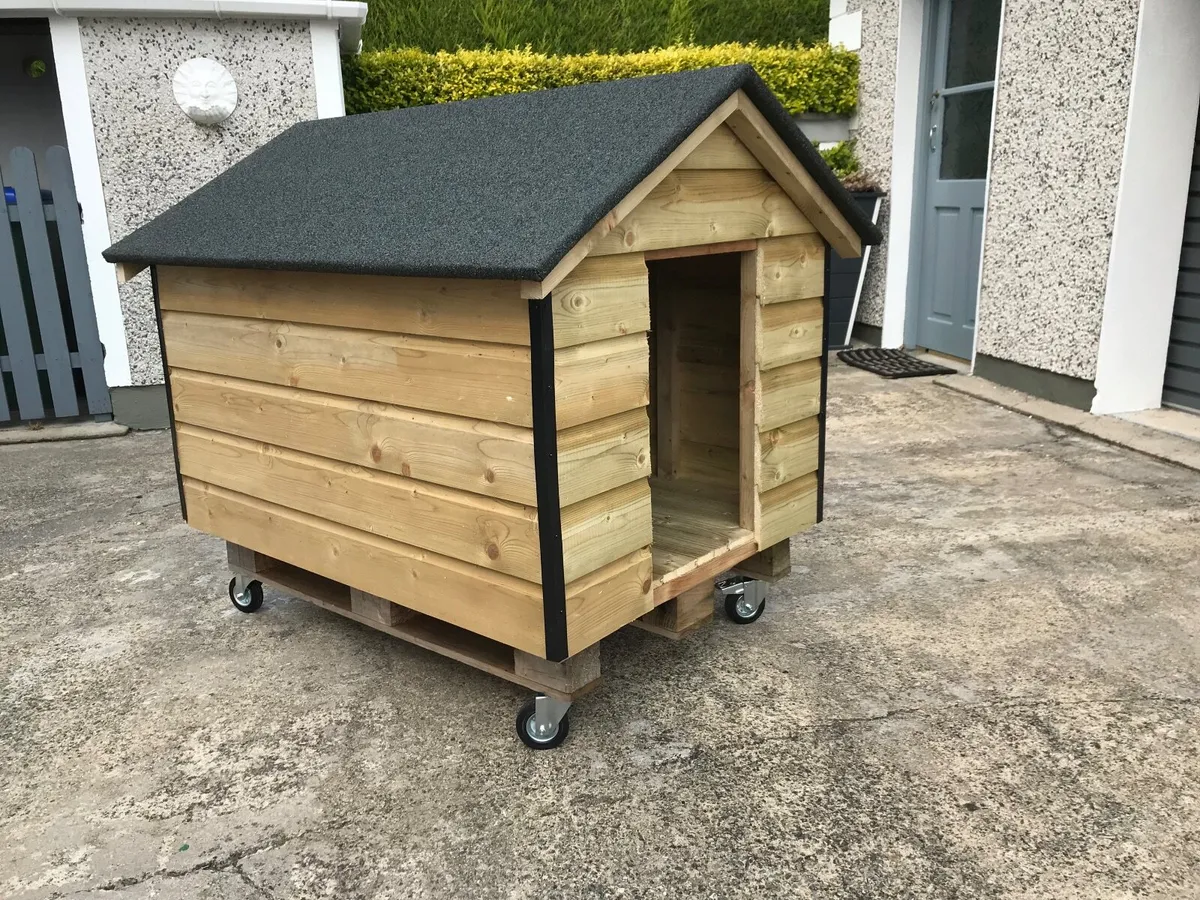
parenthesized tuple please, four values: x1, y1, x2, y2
(529, 696, 571, 742)
(231, 575, 252, 602)
(716, 575, 767, 608)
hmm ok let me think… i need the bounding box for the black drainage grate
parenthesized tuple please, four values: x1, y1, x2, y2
(837, 348, 958, 379)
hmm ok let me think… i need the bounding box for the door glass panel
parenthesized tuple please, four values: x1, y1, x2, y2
(944, 0, 1002, 88)
(941, 88, 994, 180)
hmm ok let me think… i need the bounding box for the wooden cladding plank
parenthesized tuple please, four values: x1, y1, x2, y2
(758, 471, 819, 548)
(589, 169, 815, 258)
(176, 424, 543, 583)
(557, 408, 652, 507)
(555, 333, 650, 430)
(756, 234, 826, 305)
(759, 297, 824, 370)
(758, 358, 822, 432)
(565, 548, 654, 652)
(677, 123, 764, 170)
(561, 479, 653, 584)
(551, 254, 650, 349)
(158, 266, 529, 345)
(162, 311, 533, 427)
(674, 440, 739, 487)
(759, 417, 819, 493)
(185, 478, 547, 656)
(170, 370, 537, 505)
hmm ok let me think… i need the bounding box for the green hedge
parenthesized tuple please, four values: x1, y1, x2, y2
(344, 45, 859, 117)
(819, 140, 859, 180)
(361, 0, 829, 55)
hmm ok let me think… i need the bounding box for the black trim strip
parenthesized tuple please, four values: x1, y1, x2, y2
(529, 295, 569, 662)
(150, 266, 188, 522)
(817, 241, 831, 524)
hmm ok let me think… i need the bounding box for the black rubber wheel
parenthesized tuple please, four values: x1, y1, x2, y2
(228, 577, 264, 613)
(724, 591, 766, 625)
(515, 698, 570, 750)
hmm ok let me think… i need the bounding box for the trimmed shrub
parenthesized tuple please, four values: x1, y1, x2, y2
(361, 0, 830, 55)
(819, 140, 860, 180)
(344, 44, 860, 117)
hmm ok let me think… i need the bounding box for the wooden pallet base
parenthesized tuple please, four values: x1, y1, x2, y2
(633, 581, 715, 640)
(733, 538, 792, 583)
(226, 543, 600, 701)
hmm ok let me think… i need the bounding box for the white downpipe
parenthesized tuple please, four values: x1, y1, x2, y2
(1, 0, 369, 52)
(1092, 0, 1200, 414)
(310, 19, 345, 118)
(48, 16, 131, 387)
(844, 195, 883, 347)
(880, 0, 926, 347)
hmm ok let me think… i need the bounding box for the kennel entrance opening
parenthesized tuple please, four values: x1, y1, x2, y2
(647, 251, 754, 583)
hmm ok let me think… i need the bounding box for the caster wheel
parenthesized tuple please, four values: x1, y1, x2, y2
(228, 577, 264, 613)
(515, 697, 570, 750)
(724, 590, 765, 625)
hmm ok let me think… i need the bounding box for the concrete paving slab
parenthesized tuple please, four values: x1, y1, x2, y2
(0, 421, 129, 445)
(1, 367, 1198, 899)
(936, 373, 1200, 473)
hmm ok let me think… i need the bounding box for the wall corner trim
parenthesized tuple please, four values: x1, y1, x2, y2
(48, 15, 132, 388)
(1092, 0, 1200, 415)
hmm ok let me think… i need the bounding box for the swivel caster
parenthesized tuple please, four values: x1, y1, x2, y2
(228, 576, 264, 613)
(515, 695, 571, 750)
(716, 575, 767, 625)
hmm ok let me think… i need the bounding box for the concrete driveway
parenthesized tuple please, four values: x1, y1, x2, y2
(2, 366, 1199, 899)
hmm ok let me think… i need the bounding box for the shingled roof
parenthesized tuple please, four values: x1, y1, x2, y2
(104, 65, 881, 282)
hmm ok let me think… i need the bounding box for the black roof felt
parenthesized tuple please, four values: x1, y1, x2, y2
(104, 65, 881, 281)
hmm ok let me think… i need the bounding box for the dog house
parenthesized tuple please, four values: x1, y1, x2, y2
(104, 65, 881, 748)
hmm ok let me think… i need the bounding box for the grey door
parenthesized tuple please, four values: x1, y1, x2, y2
(914, 0, 1002, 360)
(1164, 124, 1200, 411)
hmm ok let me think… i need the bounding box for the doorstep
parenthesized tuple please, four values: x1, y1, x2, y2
(934, 374, 1200, 474)
(0, 420, 129, 446)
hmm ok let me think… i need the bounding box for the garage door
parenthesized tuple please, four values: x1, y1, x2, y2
(1165, 132, 1200, 411)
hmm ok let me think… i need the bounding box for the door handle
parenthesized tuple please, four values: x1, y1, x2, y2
(929, 123, 938, 151)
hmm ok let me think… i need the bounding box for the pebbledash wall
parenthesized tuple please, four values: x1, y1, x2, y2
(15, 2, 366, 428)
(82, 18, 318, 394)
(835, 0, 1200, 414)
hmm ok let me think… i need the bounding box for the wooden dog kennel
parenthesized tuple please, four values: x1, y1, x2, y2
(104, 65, 880, 748)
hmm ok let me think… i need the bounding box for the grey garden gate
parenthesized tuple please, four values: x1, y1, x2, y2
(1165, 125, 1200, 412)
(1, 146, 111, 424)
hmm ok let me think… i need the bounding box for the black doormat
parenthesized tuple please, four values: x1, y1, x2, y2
(836, 348, 958, 379)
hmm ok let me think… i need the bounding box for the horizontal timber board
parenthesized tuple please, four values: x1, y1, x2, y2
(759, 416, 819, 492)
(677, 123, 764, 170)
(557, 407, 652, 507)
(156, 265, 529, 345)
(756, 234, 827, 305)
(176, 424, 543, 582)
(162, 310, 533, 427)
(759, 297, 824, 370)
(170, 369, 538, 505)
(588, 169, 815, 257)
(565, 548, 654, 653)
(759, 471, 818, 548)
(561, 479, 653, 584)
(759, 358, 822, 432)
(555, 333, 650, 430)
(185, 478, 547, 656)
(551, 254, 650, 349)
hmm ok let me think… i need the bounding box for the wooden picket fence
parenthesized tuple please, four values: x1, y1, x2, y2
(1, 146, 111, 423)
